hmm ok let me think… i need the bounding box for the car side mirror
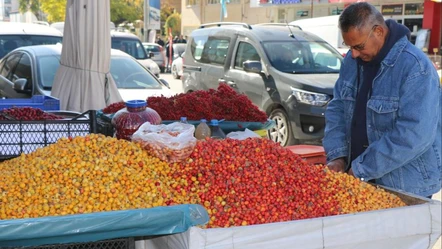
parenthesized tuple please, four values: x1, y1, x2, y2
(13, 78, 31, 93)
(243, 61, 262, 74)
(149, 52, 154, 58)
(159, 78, 170, 89)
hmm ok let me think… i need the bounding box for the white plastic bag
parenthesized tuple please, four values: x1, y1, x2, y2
(132, 122, 197, 163)
(226, 128, 261, 140)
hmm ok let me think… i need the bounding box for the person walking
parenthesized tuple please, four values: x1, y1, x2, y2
(323, 2, 441, 198)
(156, 35, 165, 47)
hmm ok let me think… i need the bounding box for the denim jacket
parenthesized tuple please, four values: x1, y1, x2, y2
(323, 36, 441, 197)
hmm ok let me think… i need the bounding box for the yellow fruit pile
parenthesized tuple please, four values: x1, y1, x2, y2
(0, 134, 190, 220)
(323, 169, 406, 214)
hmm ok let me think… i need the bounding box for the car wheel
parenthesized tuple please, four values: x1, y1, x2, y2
(172, 65, 179, 79)
(267, 109, 296, 147)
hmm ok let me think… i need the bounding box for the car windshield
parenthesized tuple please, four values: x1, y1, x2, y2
(37, 55, 162, 90)
(263, 41, 342, 74)
(111, 38, 148, 60)
(0, 35, 62, 59)
(144, 44, 161, 53)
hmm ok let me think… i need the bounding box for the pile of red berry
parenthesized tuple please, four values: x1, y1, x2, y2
(0, 107, 63, 120)
(148, 84, 268, 122)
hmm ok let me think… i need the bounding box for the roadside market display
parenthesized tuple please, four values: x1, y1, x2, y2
(0, 90, 440, 248)
(0, 134, 406, 222)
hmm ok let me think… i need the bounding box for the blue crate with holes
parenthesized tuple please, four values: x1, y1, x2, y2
(0, 95, 60, 111)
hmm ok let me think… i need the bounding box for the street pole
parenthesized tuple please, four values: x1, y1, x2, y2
(310, 0, 313, 18)
(144, 0, 150, 42)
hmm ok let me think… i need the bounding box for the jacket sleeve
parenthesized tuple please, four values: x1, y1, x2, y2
(323, 73, 349, 163)
(352, 65, 441, 180)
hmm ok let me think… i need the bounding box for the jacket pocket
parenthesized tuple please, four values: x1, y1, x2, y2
(340, 81, 356, 120)
(367, 98, 399, 133)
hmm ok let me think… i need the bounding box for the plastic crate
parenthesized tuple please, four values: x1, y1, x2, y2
(0, 110, 97, 161)
(1, 237, 135, 249)
(0, 96, 60, 111)
(287, 145, 326, 165)
(97, 116, 114, 137)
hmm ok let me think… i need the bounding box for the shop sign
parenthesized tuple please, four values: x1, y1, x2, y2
(404, 3, 424, 15)
(297, 10, 309, 16)
(269, 0, 301, 4)
(381, 4, 403, 15)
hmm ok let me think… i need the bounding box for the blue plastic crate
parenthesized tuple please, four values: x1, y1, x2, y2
(0, 95, 60, 111)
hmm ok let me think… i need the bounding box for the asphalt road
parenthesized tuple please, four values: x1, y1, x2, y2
(159, 72, 184, 94)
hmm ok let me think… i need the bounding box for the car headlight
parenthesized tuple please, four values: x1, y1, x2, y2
(291, 87, 330, 106)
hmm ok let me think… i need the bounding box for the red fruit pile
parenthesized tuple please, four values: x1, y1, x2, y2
(173, 138, 342, 228)
(102, 101, 125, 114)
(172, 138, 406, 228)
(148, 84, 268, 122)
(0, 107, 63, 120)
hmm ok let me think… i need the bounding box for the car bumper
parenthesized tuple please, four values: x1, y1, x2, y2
(286, 99, 327, 141)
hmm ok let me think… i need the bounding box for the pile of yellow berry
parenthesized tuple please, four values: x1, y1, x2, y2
(0, 134, 190, 219)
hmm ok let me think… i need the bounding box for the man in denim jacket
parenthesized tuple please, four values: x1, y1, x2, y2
(323, 2, 441, 198)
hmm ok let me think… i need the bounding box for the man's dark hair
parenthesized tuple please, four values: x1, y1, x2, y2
(339, 2, 385, 33)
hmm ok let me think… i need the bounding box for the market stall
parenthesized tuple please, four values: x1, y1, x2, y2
(1, 87, 440, 249)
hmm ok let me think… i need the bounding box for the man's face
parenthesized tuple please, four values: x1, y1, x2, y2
(342, 25, 382, 62)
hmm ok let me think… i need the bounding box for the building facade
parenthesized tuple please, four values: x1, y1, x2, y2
(181, 0, 441, 52)
(0, 0, 13, 22)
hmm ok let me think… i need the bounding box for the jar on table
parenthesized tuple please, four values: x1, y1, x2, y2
(111, 100, 162, 141)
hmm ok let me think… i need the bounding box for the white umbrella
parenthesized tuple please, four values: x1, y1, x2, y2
(51, 0, 122, 112)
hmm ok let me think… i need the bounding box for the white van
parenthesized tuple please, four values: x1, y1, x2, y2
(0, 22, 62, 59)
(290, 16, 348, 56)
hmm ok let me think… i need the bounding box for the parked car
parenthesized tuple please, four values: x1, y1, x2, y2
(0, 45, 173, 101)
(165, 43, 186, 71)
(182, 22, 343, 146)
(143, 42, 166, 73)
(171, 52, 184, 79)
(111, 31, 160, 77)
(0, 22, 63, 59)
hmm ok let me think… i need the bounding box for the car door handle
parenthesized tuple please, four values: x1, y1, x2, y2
(219, 79, 237, 88)
(183, 65, 201, 71)
(227, 81, 237, 88)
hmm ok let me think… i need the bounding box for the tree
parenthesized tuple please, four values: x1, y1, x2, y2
(160, 4, 175, 36)
(110, 0, 143, 27)
(164, 12, 181, 37)
(19, 0, 66, 22)
(40, 0, 66, 23)
(19, 0, 143, 26)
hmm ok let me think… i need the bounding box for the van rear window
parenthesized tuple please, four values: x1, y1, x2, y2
(0, 35, 62, 59)
(190, 35, 230, 66)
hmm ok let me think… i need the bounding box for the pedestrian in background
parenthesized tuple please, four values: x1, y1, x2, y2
(165, 41, 174, 72)
(175, 34, 187, 43)
(156, 35, 165, 47)
(323, 2, 441, 198)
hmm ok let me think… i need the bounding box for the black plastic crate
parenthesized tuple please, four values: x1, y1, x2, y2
(0, 110, 97, 161)
(1, 237, 134, 249)
(96, 116, 114, 137)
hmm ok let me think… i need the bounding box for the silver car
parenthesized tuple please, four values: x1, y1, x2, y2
(0, 45, 173, 101)
(143, 42, 166, 73)
(111, 31, 160, 77)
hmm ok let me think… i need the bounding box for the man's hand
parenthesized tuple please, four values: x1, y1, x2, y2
(326, 158, 346, 173)
(347, 167, 355, 177)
